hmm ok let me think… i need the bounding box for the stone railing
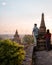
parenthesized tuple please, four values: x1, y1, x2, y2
(22, 44, 35, 65)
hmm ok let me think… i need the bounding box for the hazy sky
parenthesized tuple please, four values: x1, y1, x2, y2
(0, 0, 52, 34)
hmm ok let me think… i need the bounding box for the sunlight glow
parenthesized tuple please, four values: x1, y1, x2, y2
(2, 2, 6, 6)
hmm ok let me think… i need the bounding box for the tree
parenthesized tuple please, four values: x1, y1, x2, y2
(22, 35, 34, 44)
(0, 39, 25, 65)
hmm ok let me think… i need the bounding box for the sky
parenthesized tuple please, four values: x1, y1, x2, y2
(0, 0, 52, 34)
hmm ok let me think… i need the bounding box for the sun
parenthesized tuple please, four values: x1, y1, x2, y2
(2, 2, 6, 6)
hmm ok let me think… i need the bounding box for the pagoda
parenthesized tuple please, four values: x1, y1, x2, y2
(37, 13, 46, 50)
(39, 13, 46, 35)
(13, 30, 21, 43)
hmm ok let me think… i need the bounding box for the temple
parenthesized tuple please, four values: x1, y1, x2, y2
(13, 30, 21, 43)
(37, 13, 46, 50)
(39, 13, 46, 34)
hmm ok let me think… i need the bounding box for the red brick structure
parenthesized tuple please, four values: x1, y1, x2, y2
(37, 13, 46, 50)
(39, 13, 46, 35)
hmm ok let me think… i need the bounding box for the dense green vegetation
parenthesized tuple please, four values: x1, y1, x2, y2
(22, 35, 34, 44)
(0, 39, 25, 65)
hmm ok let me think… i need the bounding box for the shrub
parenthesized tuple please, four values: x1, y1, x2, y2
(22, 35, 34, 44)
(0, 39, 25, 65)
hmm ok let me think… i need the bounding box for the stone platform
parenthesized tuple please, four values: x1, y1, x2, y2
(33, 50, 52, 65)
(21, 43, 52, 65)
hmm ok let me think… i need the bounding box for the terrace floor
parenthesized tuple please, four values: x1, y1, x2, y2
(33, 50, 52, 65)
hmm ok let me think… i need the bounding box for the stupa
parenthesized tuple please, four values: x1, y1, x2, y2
(39, 13, 46, 35)
(37, 13, 46, 50)
(13, 30, 21, 43)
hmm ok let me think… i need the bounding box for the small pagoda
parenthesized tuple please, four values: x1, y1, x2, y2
(13, 30, 21, 43)
(37, 13, 46, 50)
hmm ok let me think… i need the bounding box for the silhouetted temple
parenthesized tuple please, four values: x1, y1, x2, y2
(37, 13, 46, 50)
(13, 30, 21, 43)
(39, 13, 46, 34)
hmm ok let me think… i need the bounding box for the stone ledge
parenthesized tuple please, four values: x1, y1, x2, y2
(22, 44, 35, 65)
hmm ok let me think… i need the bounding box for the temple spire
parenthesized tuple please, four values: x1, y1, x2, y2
(14, 30, 19, 37)
(13, 30, 21, 43)
(40, 13, 45, 27)
(39, 13, 46, 34)
(37, 13, 46, 50)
